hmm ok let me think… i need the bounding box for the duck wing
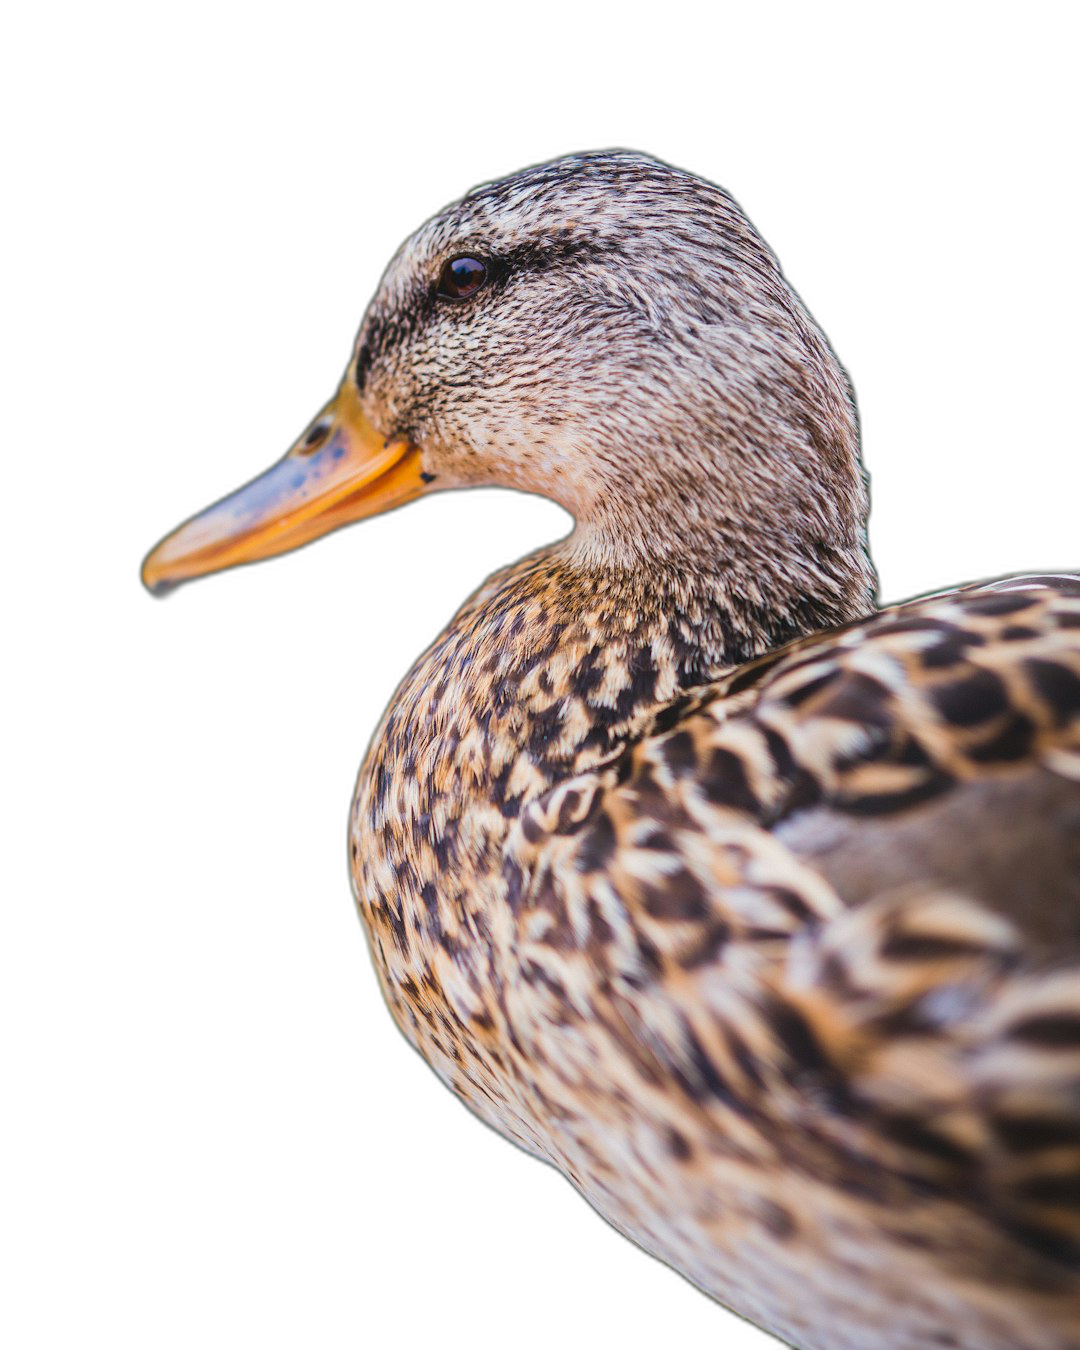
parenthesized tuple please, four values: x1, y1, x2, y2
(501, 575, 1080, 1331)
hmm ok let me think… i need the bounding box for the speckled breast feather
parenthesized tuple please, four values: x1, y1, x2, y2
(352, 567, 1080, 1350)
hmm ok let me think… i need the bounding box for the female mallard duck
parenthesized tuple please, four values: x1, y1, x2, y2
(143, 152, 1080, 1350)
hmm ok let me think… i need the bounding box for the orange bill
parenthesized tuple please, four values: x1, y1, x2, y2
(141, 379, 426, 594)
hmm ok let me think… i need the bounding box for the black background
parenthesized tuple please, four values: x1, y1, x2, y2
(93, 39, 1069, 1339)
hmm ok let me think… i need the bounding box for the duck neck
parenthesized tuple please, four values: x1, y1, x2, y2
(355, 529, 874, 890)
(565, 518, 876, 682)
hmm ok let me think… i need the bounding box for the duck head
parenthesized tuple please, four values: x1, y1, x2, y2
(143, 151, 875, 617)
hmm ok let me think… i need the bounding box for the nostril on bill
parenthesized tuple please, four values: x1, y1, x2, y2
(297, 420, 332, 455)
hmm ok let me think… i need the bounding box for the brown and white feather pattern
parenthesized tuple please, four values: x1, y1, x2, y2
(339, 147, 1080, 1350)
(353, 565, 1080, 1350)
(148, 148, 1079, 1349)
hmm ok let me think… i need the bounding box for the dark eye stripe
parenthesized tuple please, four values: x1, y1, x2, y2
(437, 255, 488, 300)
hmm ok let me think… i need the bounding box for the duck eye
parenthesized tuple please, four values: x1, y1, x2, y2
(437, 255, 488, 300)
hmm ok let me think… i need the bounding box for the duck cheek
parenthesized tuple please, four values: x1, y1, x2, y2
(505, 425, 598, 503)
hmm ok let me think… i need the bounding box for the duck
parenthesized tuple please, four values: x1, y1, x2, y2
(142, 151, 1080, 1350)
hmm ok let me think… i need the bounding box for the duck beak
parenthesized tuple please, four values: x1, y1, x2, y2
(141, 378, 426, 594)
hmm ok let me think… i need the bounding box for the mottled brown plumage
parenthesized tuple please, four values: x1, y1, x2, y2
(146, 153, 1080, 1348)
